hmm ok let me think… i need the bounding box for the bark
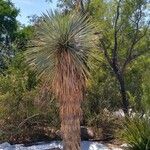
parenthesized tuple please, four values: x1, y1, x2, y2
(118, 75, 129, 114)
(114, 69, 129, 114)
(52, 50, 85, 150)
(76, 0, 85, 13)
(61, 104, 81, 150)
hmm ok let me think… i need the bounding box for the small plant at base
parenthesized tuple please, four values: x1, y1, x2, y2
(122, 114, 150, 150)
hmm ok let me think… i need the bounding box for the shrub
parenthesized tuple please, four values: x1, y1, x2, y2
(0, 54, 60, 143)
(122, 115, 150, 150)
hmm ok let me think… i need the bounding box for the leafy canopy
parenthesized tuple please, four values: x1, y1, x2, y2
(0, 0, 19, 43)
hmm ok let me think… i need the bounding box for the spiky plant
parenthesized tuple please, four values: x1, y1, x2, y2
(26, 11, 94, 150)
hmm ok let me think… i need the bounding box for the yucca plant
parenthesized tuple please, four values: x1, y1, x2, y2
(122, 115, 150, 150)
(26, 11, 94, 150)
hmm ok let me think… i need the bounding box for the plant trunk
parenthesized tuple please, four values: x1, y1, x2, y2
(61, 102, 81, 150)
(52, 51, 85, 150)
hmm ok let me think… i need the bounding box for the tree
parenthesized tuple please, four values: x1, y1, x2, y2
(15, 25, 35, 51)
(52, 0, 150, 114)
(95, 0, 150, 113)
(46, 0, 89, 13)
(26, 12, 94, 150)
(0, 0, 19, 72)
(0, 0, 19, 43)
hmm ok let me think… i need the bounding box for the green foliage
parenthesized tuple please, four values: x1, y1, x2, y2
(26, 11, 95, 80)
(0, 0, 35, 73)
(0, 54, 37, 121)
(15, 25, 35, 51)
(126, 56, 150, 111)
(0, 54, 59, 142)
(0, 0, 149, 144)
(142, 68, 150, 112)
(89, 0, 149, 113)
(122, 115, 150, 150)
(85, 68, 121, 114)
(0, 0, 19, 72)
(0, 0, 19, 42)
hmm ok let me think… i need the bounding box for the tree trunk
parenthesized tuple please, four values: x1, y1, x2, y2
(117, 72, 129, 114)
(52, 51, 85, 150)
(61, 103, 81, 150)
(112, 65, 129, 114)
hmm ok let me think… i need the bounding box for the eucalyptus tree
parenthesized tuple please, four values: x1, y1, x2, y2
(46, 0, 91, 13)
(90, 0, 150, 113)
(26, 12, 94, 150)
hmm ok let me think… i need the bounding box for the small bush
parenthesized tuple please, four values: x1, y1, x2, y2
(0, 54, 60, 143)
(122, 115, 150, 150)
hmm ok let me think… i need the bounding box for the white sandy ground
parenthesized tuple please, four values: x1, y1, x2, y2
(0, 141, 127, 150)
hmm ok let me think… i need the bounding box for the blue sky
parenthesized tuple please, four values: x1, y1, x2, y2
(11, 0, 57, 25)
